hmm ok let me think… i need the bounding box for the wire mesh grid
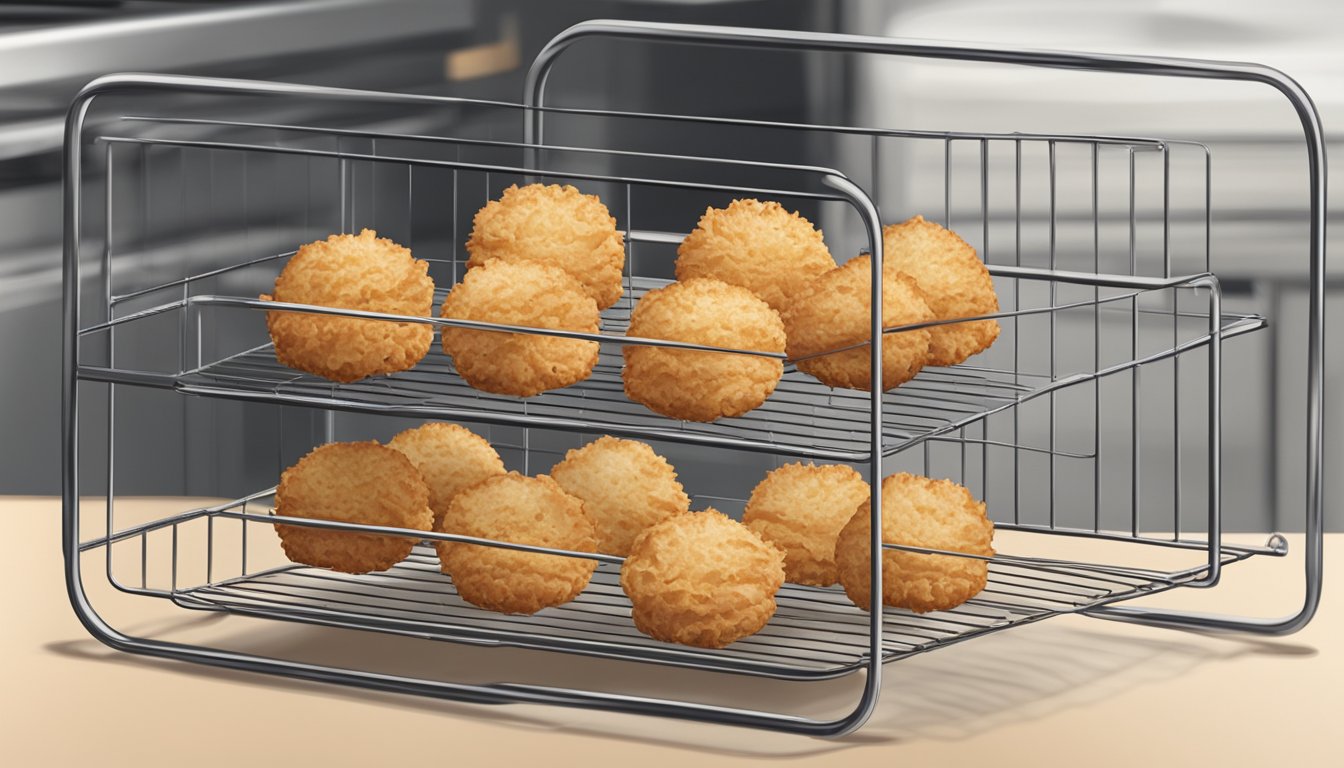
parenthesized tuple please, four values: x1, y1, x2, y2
(169, 546, 1185, 679)
(87, 489, 1262, 681)
(78, 277, 1261, 468)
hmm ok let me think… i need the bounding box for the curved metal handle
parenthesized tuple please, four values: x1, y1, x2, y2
(524, 19, 1326, 636)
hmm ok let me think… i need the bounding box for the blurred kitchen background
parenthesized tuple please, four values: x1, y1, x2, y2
(0, 0, 1337, 531)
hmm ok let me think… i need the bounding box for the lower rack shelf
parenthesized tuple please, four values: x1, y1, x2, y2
(166, 540, 1252, 681)
(89, 489, 1277, 681)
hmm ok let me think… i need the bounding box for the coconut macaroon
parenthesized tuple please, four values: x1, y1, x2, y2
(623, 278, 785, 422)
(387, 422, 506, 530)
(782, 254, 934, 391)
(262, 229, 434, 383)
(549, 435, 690, 556)
(675, 198, 836, 311)
(882, 215, 1000, 367)
(743, 462, 870, 587)
(466, 183, 626, 309)
(834, 473, 995, 614)
(274, 441, 433, 574)
(621, 509, 785, 648)
(440, 260, 600, 397)
(435, 473, 598, 615)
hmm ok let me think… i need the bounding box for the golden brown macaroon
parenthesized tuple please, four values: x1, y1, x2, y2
(436, 472, 598, 615)
(262, 229, 434, 383)
(834, 472, 995, 613)
(781, 254, 934, 391)
(466, 183, 626, 309)
(621, 509, 785, 648)
(743, 462, 870, 587)
(549, 435, 690, 556)
(623, 278, 785, 422)
(440, 260, 600, 397)
(387, 422, 506, 529)
(273, 441, 433, 574)
(882, 215, 1000, 367)
(675, 199, 836, 311)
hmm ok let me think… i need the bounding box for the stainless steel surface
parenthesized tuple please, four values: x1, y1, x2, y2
(60, 18, 1325, 734)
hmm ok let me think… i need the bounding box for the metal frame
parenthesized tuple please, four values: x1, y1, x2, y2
(63, 71, 892, 736)
(522, 17, 1326, 637)
(61, 20, 1326, 736)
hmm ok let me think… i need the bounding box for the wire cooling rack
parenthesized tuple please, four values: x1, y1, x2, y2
(62, 18, 1326, 736)
(173, 546, 1235, 679)
(78, 276, 1264, 462)
(86, 490, 1268, 681)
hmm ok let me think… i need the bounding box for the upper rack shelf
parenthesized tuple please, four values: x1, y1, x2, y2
(79, 271, 1262, 461)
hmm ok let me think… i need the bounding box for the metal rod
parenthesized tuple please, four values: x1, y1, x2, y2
(1014, 138, 1021, 526)
(100, 135, 853, 205)
(980, 138, 990, 499)
(1129, 148, 1141, 537)
(103, 141, 117, 588)
(1092, 142, 1101, 534)
(218, 509, 624, 564)
(1167, 145, 1181, 541)
(1048, 140, 1057, 529)
(126, 113, 1176, 151)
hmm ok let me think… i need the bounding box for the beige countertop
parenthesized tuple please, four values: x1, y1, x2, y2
(4, 496, 1340, 767)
